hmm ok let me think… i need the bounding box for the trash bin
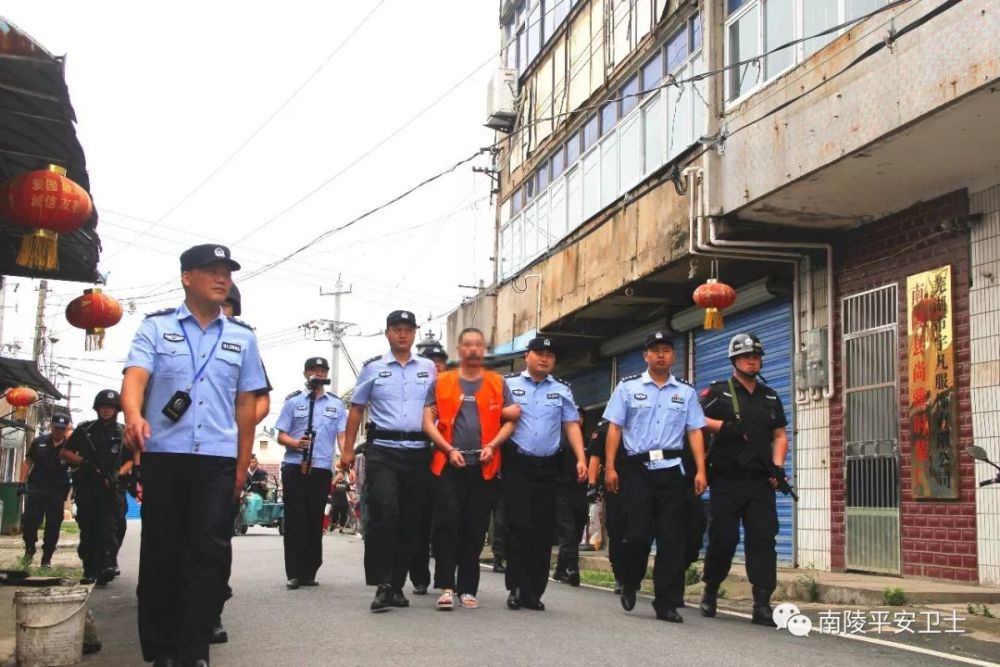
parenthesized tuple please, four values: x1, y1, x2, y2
(0, 482, 22, 534)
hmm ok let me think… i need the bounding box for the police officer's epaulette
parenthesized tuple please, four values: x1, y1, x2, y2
(675, 377, 694, 388)
(144, 308, 173, 319)
(326, 391, 342, 400)
(285, 390, 303, 400)
(362, 355, 381, 366)
(504, 371, 519, 378)
(553, 376, 570, 387)
(619, 374, 641, 383)
(226, 316, 255, 331)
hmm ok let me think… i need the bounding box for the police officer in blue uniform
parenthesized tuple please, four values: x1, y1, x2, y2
(503, 336, 586, 611)
(62, 390, 131, 586)
(276, 356, 346, 589)
(122, 244, 267, 667)
(18, 413, 72, 568)
(699, 333, 788, 627)
(340, 309, 437, 612)
(603, 331, 707, 623)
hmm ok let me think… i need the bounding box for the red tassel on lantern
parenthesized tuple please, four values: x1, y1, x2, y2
(4, 165, 93, 271)
(65, 288, 123, 350)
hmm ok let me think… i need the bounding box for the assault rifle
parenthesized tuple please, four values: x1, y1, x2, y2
(727, 379, 798, 502)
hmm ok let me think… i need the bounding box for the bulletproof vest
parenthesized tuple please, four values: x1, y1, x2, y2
(80, 420, 125, 475)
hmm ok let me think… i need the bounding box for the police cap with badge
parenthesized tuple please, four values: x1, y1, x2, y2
(304, 357, 330, 371)
(526, 336, 556, 354)
(51, 413, 71, 428)
(180, 244, 241, 272)
(644, 331, 674, 349)
(386, 310, 417, 328)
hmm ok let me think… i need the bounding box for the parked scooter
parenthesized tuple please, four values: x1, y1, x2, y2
(966, 445, 1000, 486)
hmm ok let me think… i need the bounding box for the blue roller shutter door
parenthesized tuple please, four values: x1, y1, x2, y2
(694, 299, 795, 566)
(565, 361, 612, 408)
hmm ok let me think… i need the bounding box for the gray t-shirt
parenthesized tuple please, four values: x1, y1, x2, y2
(426, 376, 514, 464)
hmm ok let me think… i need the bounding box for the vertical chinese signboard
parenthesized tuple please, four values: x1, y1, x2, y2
(907, 265, 958, 499)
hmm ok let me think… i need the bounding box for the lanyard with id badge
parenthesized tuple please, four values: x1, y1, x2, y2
(162, 320, 224, 422)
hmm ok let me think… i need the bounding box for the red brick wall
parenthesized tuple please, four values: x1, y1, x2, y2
(830, 190, 977, 582)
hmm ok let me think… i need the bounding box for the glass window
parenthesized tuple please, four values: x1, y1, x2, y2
(566, 131, 581, 163)
(642, 95, 664, 173)
(511, 215, 524, 271)
(846, 0, 886, 21)
(621, 75, 639, 115)
(537, 160, 550, 191)
(528, 1, 542, 63)
(765, 0, 795, 78)
(534, 192, 549, 256)
(551, 145, 566, 179)
(544, 0, 557, 42)
(499, 223, 512, 278)
(803, 0, 839, 58)
(523, 202, 538, 260)
(691, 13, 703, 51)
(518, 30, 528, 74)
(566, 165, 583, 230)
(600, 135, 618, 207)
(600, 101, 618, 137)
(668, 79, 692, 159)
(553, 0, 570, 26)
(583, 115, 599, 150)
(525, 175, 535, 200)
(618, 113, 641, 189)
(549, 179, 567, 242)
(641, 51, 663, 92)
(583, 149, 600, 218)
(728, 4, 760, 100)
(666, 26, 689, 72)
(511, 187, 522, 214)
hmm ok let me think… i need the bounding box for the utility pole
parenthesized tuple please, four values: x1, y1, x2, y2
(32, 280, 47, 363)
(317, 275, 353, 394)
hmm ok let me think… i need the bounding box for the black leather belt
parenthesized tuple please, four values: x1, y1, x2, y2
(367, 423, 428, 442)
(626, 448, 682, 464)
(509, 442, 559, 465)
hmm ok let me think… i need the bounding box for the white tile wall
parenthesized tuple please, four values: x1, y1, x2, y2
(971, 183, 1000, 586)
(795, 266, 832, 571)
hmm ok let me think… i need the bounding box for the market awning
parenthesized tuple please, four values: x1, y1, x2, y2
(0, 17, 101, 283)
(0, 357, 62, 398)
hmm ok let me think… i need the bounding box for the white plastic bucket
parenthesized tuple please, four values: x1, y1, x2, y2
(15, 587, 88, 667)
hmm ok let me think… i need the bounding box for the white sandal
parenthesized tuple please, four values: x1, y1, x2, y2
(460, 594, 479, 609)
(436, 590, 454, 610)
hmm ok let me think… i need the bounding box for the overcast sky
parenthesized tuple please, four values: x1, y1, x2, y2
(1, 1, 500, 424)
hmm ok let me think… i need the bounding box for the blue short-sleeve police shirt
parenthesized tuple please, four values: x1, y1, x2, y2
(275, 391, 346, 470)
(350, 352, 437, 449)
(602, 372, 706, 471)
(505, 371, 578, 456)
(123, 303, 268, 458)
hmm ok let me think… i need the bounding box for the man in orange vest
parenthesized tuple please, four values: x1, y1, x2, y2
(422, 327, 520, 610)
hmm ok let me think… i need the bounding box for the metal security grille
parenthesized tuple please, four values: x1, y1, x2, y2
(842, 284, 901, 574)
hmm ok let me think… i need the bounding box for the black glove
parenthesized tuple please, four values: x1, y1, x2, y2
(586, 484, 599, 504)
(16, 483, 26, 496)
(719, 420, 747, 439)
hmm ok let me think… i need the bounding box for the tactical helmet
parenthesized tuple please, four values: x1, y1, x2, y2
(727, 333, 764, 360)
(93, 389, 121, 410)
(420, 344, 448, 361)
(225, 283, 242, 317)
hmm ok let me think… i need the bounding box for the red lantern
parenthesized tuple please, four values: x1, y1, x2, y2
(5, 164, 93, 271)
(4, 386, 38, 420)
(693, 279, 737, 330)
(65, 288, 123, 350)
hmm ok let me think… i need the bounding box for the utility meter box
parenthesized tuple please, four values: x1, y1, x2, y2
(804, 327, 829, 389)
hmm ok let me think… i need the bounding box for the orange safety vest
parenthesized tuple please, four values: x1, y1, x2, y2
(430, 369, 504, 480)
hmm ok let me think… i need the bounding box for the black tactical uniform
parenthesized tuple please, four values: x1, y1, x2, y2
(553, 432, 587, 585)
(699, 333, 788, 626)
(21, 415, 72, 566)
(585, 420, 623, 589)
(65, 393, 127, 585)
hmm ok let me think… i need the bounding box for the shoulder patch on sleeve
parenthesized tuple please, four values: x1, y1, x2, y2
(226, 316, 255, 331)
(363, 355, 381, 366)
(285, 389, 303, 400)
(620, 374, 641, 383)
(144, 308, 173, 319)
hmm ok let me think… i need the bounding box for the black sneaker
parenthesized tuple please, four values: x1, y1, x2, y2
(390, 589, 410, 608)
(96, 567, 116, 587)
(492, 558, 506, 573)
(412, 584, 428, 595)
(300, 579, 319, 587)
(209, 623, 228, 644)
(552, 569, 568, 583)
(286, 578, 300, 590)
(751, 604, 777, 627)
(566, 570, 580, 587)
(371, 584, 393, 613)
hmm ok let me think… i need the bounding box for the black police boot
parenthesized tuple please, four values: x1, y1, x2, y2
(492, 558, 506, 573)
(552, 568, 567, 583)
(566, 569, 580, 587)
(371, 584, 393, 613)
(506, 590, 521, 610)
(613, 580, 624, 595)
(390, 589, 410, 608)
(96, 567, 116, 587)
(209, 619, 228, 644)
(412, 584, 428, 595)
(751, 587, 777, 627)
(653, 601, 683, 624)
(700, 583, 719, 618)
(620, 587, 637, 612)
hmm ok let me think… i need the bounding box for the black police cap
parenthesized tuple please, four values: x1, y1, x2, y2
(180, 244, 241, 272)
(51, 414, 70, 427)
(386, 310, 417, 327)
(304, 357, 330, 371)
(226, 283, 242, 316)
(526, 336, 556, 353)
(644, 331, 674, 349)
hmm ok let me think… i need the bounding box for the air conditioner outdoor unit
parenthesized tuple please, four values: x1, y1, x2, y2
(485, 68, 517, 132)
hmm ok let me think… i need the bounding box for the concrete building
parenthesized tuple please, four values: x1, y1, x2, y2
(453, 0, 1000, 583)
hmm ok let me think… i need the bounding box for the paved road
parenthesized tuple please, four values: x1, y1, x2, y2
(83, 523, 995, 666)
